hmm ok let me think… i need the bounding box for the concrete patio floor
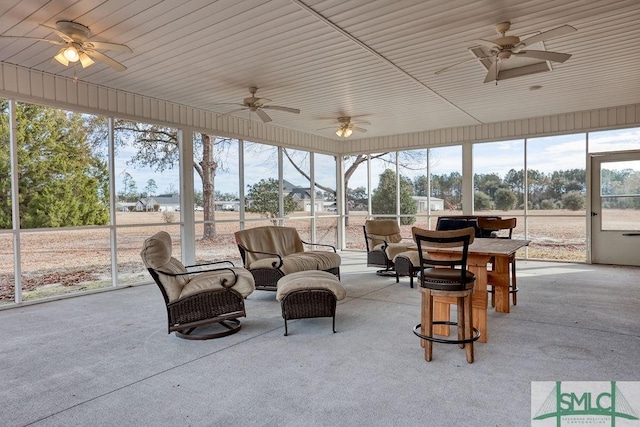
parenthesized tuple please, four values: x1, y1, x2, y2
(1, 253, 639, 426)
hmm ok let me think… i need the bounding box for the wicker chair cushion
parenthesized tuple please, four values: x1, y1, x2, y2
(141, 230, 173, 269)
(393, 250, 423, 267)
(276, 271, 346, 302)
(141, 231, 189, 301)
(180, 267, 255, 299)
(364, 220, 403, 246)
(384, 242, 416, 261)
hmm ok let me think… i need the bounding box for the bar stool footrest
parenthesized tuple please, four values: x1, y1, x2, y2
(413, 321, 481, 345)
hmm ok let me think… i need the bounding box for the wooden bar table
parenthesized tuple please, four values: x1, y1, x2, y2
(423, 238, 530, 343)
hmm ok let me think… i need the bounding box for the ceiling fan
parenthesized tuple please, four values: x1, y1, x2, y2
(435, 22, 576, 83)
(320, 117, 369, 138)
(219, 87, 300, 123)
(0, 20, 132, 71)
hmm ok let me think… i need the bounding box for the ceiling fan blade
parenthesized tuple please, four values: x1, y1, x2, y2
(352, 126, 367, 133)
(84, 41, 132, 53)
(218, 107, 247, 118)
(434, 56, 482, 75)
(353, 120, 371, 126)
(484, 60, 499, 83)
(473, 38, 500, 49)
(0, 35, 63, 45)
(514, 50, 571, 63)
(262, 105, 301, 114)
(38, 23, 74, 43)
(256, 108, 272, 123)
(83, 49, 127, 71)
(78, 51, 95, 68)
(517, 25, 576, 48)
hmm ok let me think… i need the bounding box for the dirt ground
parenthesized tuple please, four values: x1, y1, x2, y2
(0, 209, 634, 302)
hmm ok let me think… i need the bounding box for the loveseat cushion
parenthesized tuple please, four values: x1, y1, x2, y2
(235, 226, 304, 266)
(250, 252, 323, 275)
(306, 251, 341, 271)
(180, 267, 255, 299)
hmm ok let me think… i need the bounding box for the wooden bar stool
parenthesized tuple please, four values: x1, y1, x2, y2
(411, 227, 481, 363)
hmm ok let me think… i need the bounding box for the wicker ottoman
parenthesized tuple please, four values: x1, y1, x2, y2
(393, 250, 421, 288)
(276, 271, 346, 336)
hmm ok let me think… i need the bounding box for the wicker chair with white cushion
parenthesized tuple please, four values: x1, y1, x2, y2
(141, 231, 255, 340)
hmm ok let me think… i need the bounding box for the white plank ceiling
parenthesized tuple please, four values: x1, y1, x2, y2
(1, 0, 639, 140)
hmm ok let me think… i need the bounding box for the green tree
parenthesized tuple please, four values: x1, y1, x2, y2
(562, 191, 585, 211)
(371, 169, 417, 225)
(90, 117, 234, 239)
(430, 171, 462, 209)
(474, 191, 494, 210)
(347, 186, 367, 210)
(0, 102, 109, 229)
(413, 175, 429, 197)
(246, 178, 296, 225)
(145, 179, 157, 197)
(119, 172, 138, 202)
(474, 173, 502, 199)
(494, 188, 517, 211)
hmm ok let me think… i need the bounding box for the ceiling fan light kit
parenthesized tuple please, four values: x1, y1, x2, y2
(0, 20, 132, 72)
(63, 46, 79, 62)
(336, 126, 353, 138)
(328, 116, 369, 138)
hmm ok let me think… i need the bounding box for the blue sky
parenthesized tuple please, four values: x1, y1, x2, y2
(114, 128, 640, 196)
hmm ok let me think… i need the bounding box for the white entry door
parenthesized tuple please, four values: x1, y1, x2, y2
(590, 151, 640, 266)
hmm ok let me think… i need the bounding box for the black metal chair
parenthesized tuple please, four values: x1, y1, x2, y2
(411, 226, 481, 363)
(477, 217, 519, 306)
(435, 215, 500, 237)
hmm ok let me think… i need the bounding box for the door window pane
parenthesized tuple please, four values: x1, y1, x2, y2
(601, 160, 640, 231)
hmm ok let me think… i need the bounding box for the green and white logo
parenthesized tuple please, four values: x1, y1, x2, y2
(532, 381, 640, 426)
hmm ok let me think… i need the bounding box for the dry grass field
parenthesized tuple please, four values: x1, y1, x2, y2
(0, 209, 634, 304)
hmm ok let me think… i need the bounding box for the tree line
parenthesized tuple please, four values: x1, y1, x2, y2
(2, 102, 637, 232)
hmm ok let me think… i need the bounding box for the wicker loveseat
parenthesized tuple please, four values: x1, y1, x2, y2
(234, 226, 341, 291)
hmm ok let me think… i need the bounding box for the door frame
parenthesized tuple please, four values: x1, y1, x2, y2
(588, 149, 640, 266)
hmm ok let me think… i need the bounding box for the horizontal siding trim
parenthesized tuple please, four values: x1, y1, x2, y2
(340, 104, 640, 155)
(0, 63, 339, 155)
(1, 63, 638, 156)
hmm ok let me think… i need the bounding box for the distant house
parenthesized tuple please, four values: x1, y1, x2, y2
(149, 194, 180, 212)
(136, 197, 157, 212)
(117, 202, 137, 212)
(283, 180, 330, 211)
(412, 196, 444, 212)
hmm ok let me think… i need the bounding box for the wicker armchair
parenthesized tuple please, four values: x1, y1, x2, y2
(141, 231, 255, 340)
(363, 219, 415, 276)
